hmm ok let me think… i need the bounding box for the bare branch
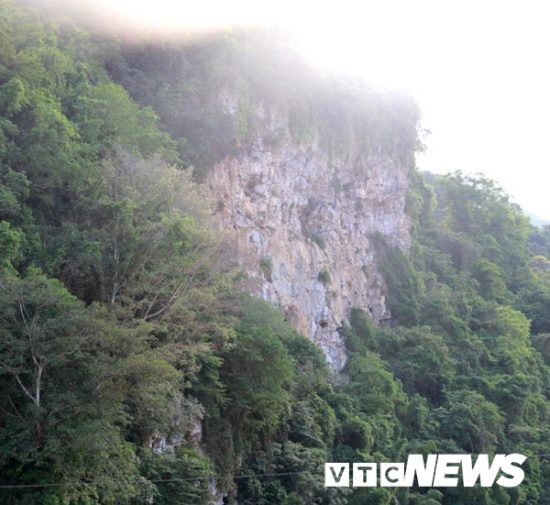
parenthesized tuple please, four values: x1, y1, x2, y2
(14, 373, 38, 406)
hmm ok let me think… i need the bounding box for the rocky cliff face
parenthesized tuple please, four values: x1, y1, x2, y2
(207, 103, 413, 371)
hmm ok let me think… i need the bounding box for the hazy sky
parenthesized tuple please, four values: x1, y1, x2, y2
(290, 0, 550, 221)
(45, 0, 550, 220)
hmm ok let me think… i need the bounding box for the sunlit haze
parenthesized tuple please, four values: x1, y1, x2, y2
(39, 0, 550, 221)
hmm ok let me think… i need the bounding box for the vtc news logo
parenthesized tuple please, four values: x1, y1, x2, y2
(325, 454, 527, 488)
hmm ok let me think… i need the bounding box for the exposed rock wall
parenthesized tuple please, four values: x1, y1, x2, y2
(207, 105, 413, 371)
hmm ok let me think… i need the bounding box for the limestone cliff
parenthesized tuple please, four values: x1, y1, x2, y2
(207, 101, 415, 371)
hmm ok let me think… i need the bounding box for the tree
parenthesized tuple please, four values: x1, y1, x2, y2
(436, 391, 504, 453)
(0, 268, 138, 501)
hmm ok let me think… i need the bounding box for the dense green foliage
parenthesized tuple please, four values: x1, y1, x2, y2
(358, 172, 550, 504)
(0, 1, 549, 504)
(0, 2, 227, 501)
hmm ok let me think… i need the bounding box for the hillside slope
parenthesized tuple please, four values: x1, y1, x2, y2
(0, 2, 549, 504)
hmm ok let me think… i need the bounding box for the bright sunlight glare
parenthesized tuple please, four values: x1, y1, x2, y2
(38, 0, 550, 221)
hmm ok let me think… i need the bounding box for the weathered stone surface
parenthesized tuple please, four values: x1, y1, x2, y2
(207, 107, 412, 371)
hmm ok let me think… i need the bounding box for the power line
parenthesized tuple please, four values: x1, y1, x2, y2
(3, 453, 549, 490)
(0, 470, 320, 490)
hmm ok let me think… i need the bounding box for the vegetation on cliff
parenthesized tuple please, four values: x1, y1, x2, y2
(0, 1, 548, 504)
(102, 28, 420, 173)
